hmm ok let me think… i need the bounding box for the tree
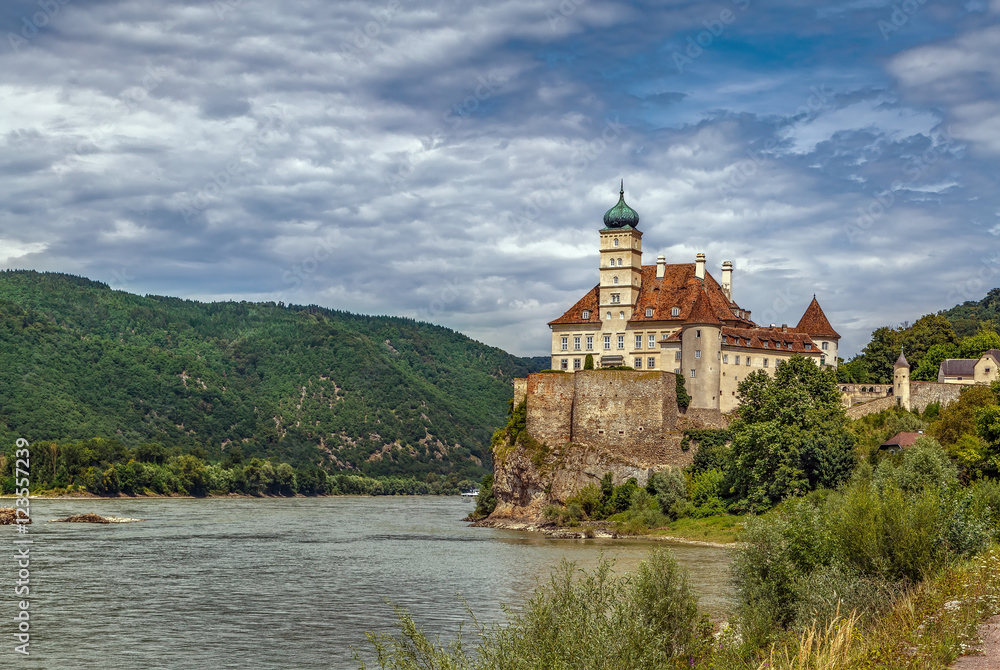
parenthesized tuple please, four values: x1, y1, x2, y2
(727, 356, 856, 513)
(861, 327, 901, 383)
(959, 325, 1000, 360)
(899, 314, 958, 370)
(675, 374, 691, 409)
(584, 354, 594, 370)
(912, 343, 960, 381)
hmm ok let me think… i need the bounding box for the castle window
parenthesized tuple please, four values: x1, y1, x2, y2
(645, 308, 653, 317)
(648, 334, 655, 348)
(574, 336, 581, 351)
(723, 354, 729, 363)
(647, 357, 655, 369)
(613, 239, 619, 247)
(695, 350, 702, 359)
(613, 276, 619, 285)
(822, 342, 829, 350)
(696, 329, 701, 338)
(586, 336, 593, 350)
(763, 358, 769, 368)
(635, 335, 642, 349)
(674, 368, 680, 373)
(604, 335, 611, 350)
(574, 358, 581, 370)
(671, 307, 679, 317)
(561, 336, 568, 351)
(690, 369, 696, 378)
(561, 359, 568, 370)
(722, 336, 727, 345)
(735, 355, 740, 365)
(617, 335, 625, 349)
(675, 351, 681, 360)
(617, 258, 623, 266)
(634, 358, 642, 369)
(619, 311, 625, 320)
(612, 294, 620, 304)
(582, 310, 590, 320)
(746, 357, 750, 366)
(607, 311, 612, 320)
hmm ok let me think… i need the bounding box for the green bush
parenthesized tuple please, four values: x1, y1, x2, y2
(646, 469, 688, 520)
(688, 469, 726, 517)
(358, 549, 712, 670)
(565, 483, 603, 519)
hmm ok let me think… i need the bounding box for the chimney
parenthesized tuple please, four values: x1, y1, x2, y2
(721, 260, 733, 300)
(695, 252, 706, 280)
(656, 255, 666, 278)
(781, 324, 787, 332)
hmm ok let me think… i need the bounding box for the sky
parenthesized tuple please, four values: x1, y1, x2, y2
(1, 0, 999, 357)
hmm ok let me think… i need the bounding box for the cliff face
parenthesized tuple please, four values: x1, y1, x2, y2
(483, 371, 728, 525)
(488, 435, 688, 523)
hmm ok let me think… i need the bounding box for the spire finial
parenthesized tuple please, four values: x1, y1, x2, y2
(620, 179, 624, 197)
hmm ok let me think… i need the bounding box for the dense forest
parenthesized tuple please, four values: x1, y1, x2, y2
(0, 271, 546, 490)
(840, 287, 1000, 383)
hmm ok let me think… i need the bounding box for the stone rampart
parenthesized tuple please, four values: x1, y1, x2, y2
(911, 382, 963, 412)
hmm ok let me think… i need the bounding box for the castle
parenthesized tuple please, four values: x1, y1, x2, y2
(548, 183, 840, 413)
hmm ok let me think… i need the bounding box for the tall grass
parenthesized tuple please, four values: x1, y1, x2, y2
(356, 549, 712, 670)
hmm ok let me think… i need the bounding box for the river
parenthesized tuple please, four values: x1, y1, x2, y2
(0, 497, 732, 669)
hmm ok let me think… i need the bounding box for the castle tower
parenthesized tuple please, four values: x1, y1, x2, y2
(894, 349, 911, 412)
(682, 289, 722, 409)
(795, 295, 840, 368)
(598, 182, 642, 321)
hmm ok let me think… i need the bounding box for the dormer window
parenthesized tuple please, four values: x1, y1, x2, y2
(786, 342, 792, 350)
(671, 307, 679, 317)
(763, 341, 768, 348)
(645, 308, 653, 317)
(582, 310, 590, 320)
(805, 343, 812, 350)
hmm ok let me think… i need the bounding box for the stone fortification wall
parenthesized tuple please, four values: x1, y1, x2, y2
(845, 382, 965, 419)
(513, 378, 527, 407)
(911, 382, 963, 412)
(524, 373, 575, 446)
(846, 395, 897, 420)
(493, 372, 726, 522)
(571, 371, 678, 462)
(518, 370, 720, 467)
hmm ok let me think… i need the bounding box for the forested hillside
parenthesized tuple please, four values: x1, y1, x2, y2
(0, 271, 546, 482)
(840, 287, 1000, 383)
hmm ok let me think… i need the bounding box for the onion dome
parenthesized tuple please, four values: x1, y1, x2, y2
(602, 180, 640, 229)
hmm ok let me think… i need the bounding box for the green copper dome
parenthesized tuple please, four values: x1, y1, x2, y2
(602, 181, 640, 229)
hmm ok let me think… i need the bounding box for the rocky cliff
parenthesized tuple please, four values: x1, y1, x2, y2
(480, 372, 729, 526)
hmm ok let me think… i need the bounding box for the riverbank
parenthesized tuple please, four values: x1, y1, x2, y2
(474, 514, 743, 547)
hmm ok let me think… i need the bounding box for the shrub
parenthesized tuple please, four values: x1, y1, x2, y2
(609, 489, 668, 534)
(583, 354, 594, 370)
(873, 436, 958, 493)
(646, 469, 688, 520)
(688, 468, 727, 517)
(471, 474, 496, 519)
(566, 483, 603, 519)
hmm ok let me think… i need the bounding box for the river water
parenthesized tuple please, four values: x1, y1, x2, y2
(0, 497, 732, 669)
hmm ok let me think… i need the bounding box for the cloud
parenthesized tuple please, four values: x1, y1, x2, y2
(0, 0, 997, 359)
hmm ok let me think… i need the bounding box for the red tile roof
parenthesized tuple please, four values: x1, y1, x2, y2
(550, 263, 756, 328)
(880, 432, 923, 449)
(548, 286, 602, 326)
(721, 326, 819, 353)
(686, 289, 721, 325)
(795, 296, 840, 339)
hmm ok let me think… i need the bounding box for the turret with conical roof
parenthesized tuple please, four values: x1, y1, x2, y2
(894, 347, 911, 411)
(682, 288, 722, 409)
(795, 295, 839, 368)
